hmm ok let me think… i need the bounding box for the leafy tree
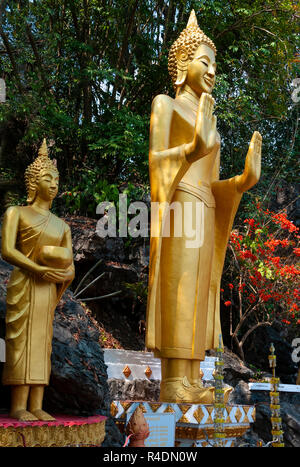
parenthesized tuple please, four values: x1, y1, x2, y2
(0, 0, 298, 217)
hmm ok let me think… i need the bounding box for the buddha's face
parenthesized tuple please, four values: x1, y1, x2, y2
(36, 169, 59, 202)
(185, 43, 216, 96)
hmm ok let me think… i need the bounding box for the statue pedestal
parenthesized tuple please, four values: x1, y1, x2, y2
(111, 401, 255, 447)
(105, 349, 256, 446)
(0, 414, 106, 447)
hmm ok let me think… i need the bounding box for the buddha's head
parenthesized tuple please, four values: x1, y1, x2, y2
(25, 139, 59, 205)
(168, 10, 217, 96)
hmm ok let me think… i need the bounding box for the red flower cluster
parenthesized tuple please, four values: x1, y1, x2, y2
(264, 238, 290, 251)
(224, 203, 300, 328)
(244, 218, 260, 229)
(239, 250, 257, 262)
(294, 248, 300, 256)
(270, 211, 298, 233)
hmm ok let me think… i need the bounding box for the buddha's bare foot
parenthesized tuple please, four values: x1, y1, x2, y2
(160, 376, 215, 404)
(30, 409, 56, 421)
(10, 409, 39, 421)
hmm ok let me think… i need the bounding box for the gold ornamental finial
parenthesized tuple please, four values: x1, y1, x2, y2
(125, 406, 150, 447)
(38, 138, 49, 158)
(186, 9, 198, 29)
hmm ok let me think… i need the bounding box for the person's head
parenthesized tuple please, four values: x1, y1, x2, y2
(25, 139, 59, 205)
(168, 10, 217, 96)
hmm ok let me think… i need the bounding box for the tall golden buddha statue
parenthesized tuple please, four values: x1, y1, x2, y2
(146, 11, 262, 403)
(1, 139, 75, 421)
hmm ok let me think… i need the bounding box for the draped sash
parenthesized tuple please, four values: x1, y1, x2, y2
(2, 211, 67, 385)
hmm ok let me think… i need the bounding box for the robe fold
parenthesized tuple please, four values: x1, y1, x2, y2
(2, 209, 71, 385)
(146, 141, 243, 358)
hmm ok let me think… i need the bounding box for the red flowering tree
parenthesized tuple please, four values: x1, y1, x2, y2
(222, 202, 299, 361)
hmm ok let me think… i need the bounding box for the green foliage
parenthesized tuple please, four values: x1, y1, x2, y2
(61, 173, 149, 218)
(123, 281, 148, 305)
(88, 107, 149, 182)
(0, 0, 298, 216)
(0, 167, 15, 181)
(248, 364, 264, 381)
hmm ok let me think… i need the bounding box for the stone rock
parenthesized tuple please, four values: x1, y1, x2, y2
(242, 324, 298, 383)
(231, 380, 300, 447)
(0, 257, 124, 447)
(206, 347, 255, 387)
(67, 216, 149, 270)
(282, 404, 300, 448)
(108, 378, 160, 402)
(66, 216, 148, 351)
(228, 380, 252, 405)
(233, 427, 264, 447)
(231, 381, 273, 442)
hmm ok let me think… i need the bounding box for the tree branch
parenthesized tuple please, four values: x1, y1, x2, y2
(26, 23, 50, 91)
(216, 8, 289, 39)
(240, 321, 272, 347)
(0, 22, 24, 93)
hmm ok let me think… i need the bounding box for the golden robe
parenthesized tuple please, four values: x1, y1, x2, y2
(146, 96, 243, 359)
(2, 208, 71, 385)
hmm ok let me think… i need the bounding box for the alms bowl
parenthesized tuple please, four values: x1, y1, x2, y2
(38, 246, 72, 269)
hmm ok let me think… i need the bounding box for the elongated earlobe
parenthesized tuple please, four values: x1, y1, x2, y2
(175, 68, 188, 87)
(26, 179, 37, 204)
(175, 47, 189, 91)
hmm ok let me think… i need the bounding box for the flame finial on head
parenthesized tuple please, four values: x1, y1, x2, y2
(186, 9, 198, 29)
(38, 138, 49, 158)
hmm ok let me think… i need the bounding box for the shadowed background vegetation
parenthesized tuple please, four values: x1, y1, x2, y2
(0, 0, 298, 218)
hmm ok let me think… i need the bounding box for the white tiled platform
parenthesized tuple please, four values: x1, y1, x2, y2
(103, 349, 216, 381)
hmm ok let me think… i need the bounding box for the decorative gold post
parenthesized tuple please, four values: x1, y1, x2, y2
(268, 343, 284, 447)
(213, 334, 225, 446)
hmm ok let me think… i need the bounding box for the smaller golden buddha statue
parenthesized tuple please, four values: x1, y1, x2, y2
(1, 139, 75, 421)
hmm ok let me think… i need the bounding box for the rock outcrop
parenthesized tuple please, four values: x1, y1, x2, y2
(67, 216, 148, 351)
(230, 379, 300, 447)
(242, 323, 298, 384)
(206, 347, 256, 386)
(108, 378, 160, 402)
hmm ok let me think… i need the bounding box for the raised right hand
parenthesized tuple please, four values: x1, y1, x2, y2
(185, 93, 218, 163)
